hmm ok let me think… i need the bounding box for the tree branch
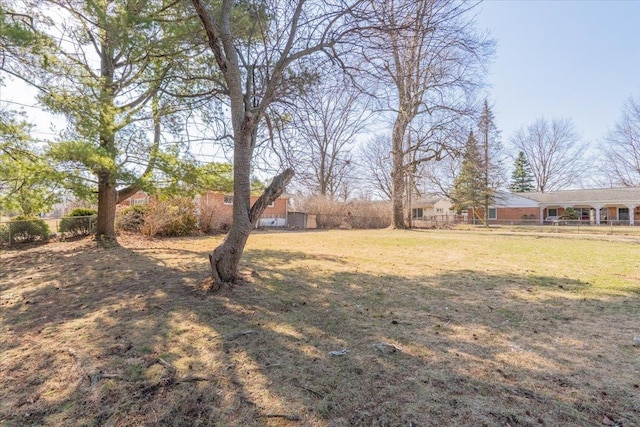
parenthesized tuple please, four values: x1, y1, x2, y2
(249, 168, 294, 225)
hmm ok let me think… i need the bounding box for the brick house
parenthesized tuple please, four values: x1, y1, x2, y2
(461, 187, 640, 226)
(465, 192, 540, 224)
(199, 191, 290, 227)
(521, 187, 640, 225)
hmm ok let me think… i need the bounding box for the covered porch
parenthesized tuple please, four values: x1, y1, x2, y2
(539, 205, 639, 225)
(522, 188, 640, 226)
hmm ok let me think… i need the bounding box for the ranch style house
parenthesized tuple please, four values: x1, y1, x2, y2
(411, 187, 640, 226)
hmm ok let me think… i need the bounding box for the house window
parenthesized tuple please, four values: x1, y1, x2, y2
(619, 207, 630, 221)
(133, 198, 147, 205)
(488, 207, 497, 220)
(412, 208, 424, 219)
(268, 201, 275, 208)
(574, 207, 590, 221)
(436, 208, 443, 213)
(548, 208, 558, 217)
(223, 195, 234, 205)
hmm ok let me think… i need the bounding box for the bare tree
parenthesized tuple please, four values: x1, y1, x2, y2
(191, 0, 357, 283)
(356, 133, 393, 200)
(416, 123, 470, 199)
(601, 96, 640, 187)
(420, 154, 459, 199)
(510, 117, 588, 193)
(287, 76, 368, 198)
(354, 0, 492, 228)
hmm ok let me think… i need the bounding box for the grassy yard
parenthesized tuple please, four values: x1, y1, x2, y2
(1, 229, 639, 426)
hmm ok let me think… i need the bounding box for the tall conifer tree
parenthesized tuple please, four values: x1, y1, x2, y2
(451, 131, 485, 215)
(509, 151, 535, 193)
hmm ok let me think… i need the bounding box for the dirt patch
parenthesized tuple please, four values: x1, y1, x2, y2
(1, 231, 639, 426)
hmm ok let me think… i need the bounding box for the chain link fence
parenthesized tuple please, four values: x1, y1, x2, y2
(454, 219, 640, 237)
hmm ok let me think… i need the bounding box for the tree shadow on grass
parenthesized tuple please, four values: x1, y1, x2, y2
(0, 241, 638, 426)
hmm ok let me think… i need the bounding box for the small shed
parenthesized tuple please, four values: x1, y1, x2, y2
(287, 211, 317, 229)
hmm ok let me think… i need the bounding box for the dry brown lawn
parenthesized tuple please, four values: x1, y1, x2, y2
(1, 229, 639, 427)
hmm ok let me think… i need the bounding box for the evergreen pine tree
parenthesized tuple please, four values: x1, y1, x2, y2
(451, 131, 485, 214)
(509, 151, 535, 192)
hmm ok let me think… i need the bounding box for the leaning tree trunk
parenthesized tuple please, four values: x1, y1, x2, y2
(208, 167, 295, 285)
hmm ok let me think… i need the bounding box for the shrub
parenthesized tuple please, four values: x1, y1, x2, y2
(198, 198, 233, 233)
(116, 205, 148, 232)
(140, 200, 169, 238)
(561, 207, 580, 220)
(301, 196, 391, 229)
(68, 208, 98, 217)
(59, 208, 97, 237)
(303, 196, 346, 228)
(345, 200, 391, 229)
(140, 197, 198, 238)
(5, 216, 50, 244)
(159, 197, 198, 237)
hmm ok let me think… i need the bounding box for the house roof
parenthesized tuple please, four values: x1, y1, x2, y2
(521, 187, 640, 206)
(413, 197, 448, 207)
(493, 191, 539, 208)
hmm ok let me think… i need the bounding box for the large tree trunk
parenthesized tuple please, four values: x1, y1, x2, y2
(95, 29, 118, 242)
(391, 114, 409, 229)
(96, 171, 118, 240)
(208, 214, 252, 284)
(209, 167, 294, 284)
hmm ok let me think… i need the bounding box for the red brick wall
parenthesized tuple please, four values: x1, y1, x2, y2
(202, 192, 233, 217)
(495, 207, 539, 221)
(264, 197, 288, 217)
(202, 192, 288, 217)
(116, 191, 150, 213)
(471, 207, 539, 221)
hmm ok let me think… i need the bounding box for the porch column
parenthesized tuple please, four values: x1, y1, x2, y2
(539, 206, 545, 224)
(593, 205, 602, 225)
(628, 205, 637, 226)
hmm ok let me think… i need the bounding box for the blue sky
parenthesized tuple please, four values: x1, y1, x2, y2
(3, 0, 639, 156)
(475, 0, 640, 149)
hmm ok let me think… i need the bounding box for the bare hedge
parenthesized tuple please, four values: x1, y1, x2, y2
(301, 196, 391, 229)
